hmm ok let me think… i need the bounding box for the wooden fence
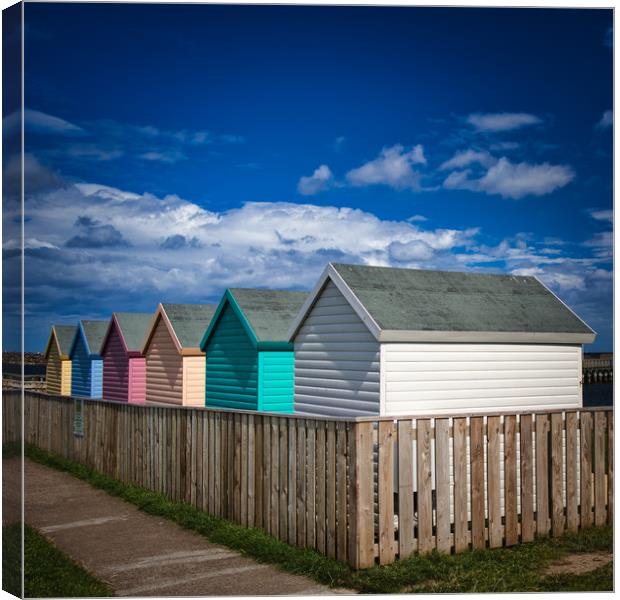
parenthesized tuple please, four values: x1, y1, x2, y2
(3, 391, 613, 569)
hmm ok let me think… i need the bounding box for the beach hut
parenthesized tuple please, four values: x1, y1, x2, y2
(69, 320, 109, 399)
(287, 262, 596, 417)
(141, 303, 216, 406)
(100, 312, 153, 404)
(44, 324, 77, 396)
(200, 288, 308, 412)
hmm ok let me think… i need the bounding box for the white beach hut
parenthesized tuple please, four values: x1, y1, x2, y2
(287, 262, 596, 417)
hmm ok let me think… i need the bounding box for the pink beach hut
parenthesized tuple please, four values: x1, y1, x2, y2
(100, 312, 153, 404)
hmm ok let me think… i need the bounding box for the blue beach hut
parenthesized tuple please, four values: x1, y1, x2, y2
(200, 289, 307, 413)
(69, 319, 109, 398)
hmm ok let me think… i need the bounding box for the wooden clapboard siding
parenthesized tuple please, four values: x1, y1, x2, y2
(293, 280, 380, 417)
(9, 391, 612, 571)
(383, 344, 582, 416)
(205, 303, 258, 410)
(102, 323, 130, 403)
(183, 356, 206, 406)
(60, 361, 72, 396)
(145, 315, 183, 405)
(46, 342, 63, 395)
(128, 358, 146, 404)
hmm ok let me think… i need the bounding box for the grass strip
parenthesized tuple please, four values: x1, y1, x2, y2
(3, 522, 113, 597)
(16, 443, 613, 593)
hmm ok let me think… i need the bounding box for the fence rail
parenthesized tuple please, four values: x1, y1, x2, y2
(2, 391, 613, 568)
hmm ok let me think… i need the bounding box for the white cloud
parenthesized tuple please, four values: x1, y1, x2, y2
(297, 164, 334, 196)
(595, 110, 613, 130)
(467, 112, 542, 132)
(439, 149, 496, 171)
(444, 157, 574, 199)
(345, 144, 426, 190)
(589, 209, 613, 223)
(139, 149, 187, 163)
(407, 214, 427, 223)
(13, 156, 610, 350)
(389, 240, 434, 261)
(4, 108, 85, 136)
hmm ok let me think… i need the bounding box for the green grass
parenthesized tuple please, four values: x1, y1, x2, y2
(3, 522, 112, 597)
(15, 443, 613, 594)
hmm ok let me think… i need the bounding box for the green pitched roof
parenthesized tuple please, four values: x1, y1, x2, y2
(229, 288, 308, 342)
(53, 325, 78, 357)
(80, 320, 109, 355)
(331, 262, 594, 335)
(114, 312, 153, 351)
(162, 303, 217, 348)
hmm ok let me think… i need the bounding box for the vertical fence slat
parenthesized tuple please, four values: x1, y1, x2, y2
(470, 416, 486, 549)
(254, 415, 264, 529)
(520, 414, 534, 543)
(326, 421, 337, 558)
(550, 413, 564, 537)
(262, 417, 271, 530)
(247, 414, 255, 527)
(504, 415, 518, 546)
(296, 419, 307, 548)
(535, 414, 550, 537)
(487, 416, 502, 548)
(288, 418, 297, 546)
(378, 421, 395, 564)
(594, 411, 606, 526)
(241, 414, 248, 527)
(453, 417, 468, 552)
(580, 412, 593, 528)
(566, 412, 579, 532)
(351, 421, 375, 569)
(306, 420, 316, 549)
(435, 418, 451, 554)
(336, 421, 348, 563)
(270, 417, 279, 538)
(398, 419, 415, 557)
(316, 422, 326, 554)
(416, 419, 433, 554)
(279, 418, 289, 542)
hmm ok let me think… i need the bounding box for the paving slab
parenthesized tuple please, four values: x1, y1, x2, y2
(5, 458, 354, 597)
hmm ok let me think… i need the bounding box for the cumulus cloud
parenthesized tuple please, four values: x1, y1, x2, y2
(389, 240, 434, 261)
(439, 149, 496, 170)
(65, 216, 130, 248)
(595, 110, 613, 130)
(466, 112, 542, 132)
(297, 164, 334, 195)
(160, 234, 202, 250)
(346, 144, 426, 190)
(14, 156, 610, 351)
(444, 157, 575, 199)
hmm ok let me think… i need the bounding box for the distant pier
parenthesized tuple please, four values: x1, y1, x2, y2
(583, 352, 613, 384)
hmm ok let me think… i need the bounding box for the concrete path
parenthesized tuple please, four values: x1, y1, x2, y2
(4, 459, 353, 596)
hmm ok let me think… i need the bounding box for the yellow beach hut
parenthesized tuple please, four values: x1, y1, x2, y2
(44, 324, 78, 396)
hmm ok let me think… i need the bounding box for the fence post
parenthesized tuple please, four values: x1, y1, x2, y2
(348, 421, 374, 569)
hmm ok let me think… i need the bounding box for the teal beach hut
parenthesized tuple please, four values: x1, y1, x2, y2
(70, 319, 109, 398)
(200, 289, 307, 413)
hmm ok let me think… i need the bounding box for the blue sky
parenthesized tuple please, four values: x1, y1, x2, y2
(3, 4, 613, 351)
